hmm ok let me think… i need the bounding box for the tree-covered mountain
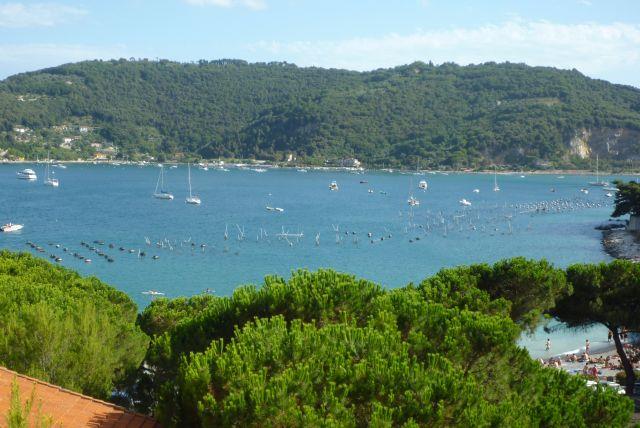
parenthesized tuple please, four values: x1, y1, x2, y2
(1, 59, 640, 168)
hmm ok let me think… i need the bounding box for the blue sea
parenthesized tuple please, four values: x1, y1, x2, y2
(0, 164, 632, 357)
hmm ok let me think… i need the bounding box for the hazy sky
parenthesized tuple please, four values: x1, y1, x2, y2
(1, 0, 639, 86)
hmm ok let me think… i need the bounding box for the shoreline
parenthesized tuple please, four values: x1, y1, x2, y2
(602, 229, 640, 262)
(1, 159, 638, 176)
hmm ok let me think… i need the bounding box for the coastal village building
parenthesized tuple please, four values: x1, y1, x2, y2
(0, 366, 161, 427)
(340, 158, 361, 168)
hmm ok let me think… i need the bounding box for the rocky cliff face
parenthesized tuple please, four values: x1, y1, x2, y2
(570, 129, 591, 159)
(569, 127, 640, 160)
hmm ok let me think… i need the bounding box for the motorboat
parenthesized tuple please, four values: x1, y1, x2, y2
(1, 223, 23, 232)
(459, 199, 472, 206)
(407, 196, 420, 206)
(418, 180, 428, 190)
(329, 181, 339, 191)
(142, 290, 165, 296)
(17, 168, 37, 180)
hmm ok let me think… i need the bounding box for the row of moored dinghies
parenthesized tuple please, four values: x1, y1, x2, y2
(153, 163, 201, 205)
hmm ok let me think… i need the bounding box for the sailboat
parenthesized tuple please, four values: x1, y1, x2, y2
(407, 177, 420, 206)
(43, 153, 59, 187)
(153, 165, 174, 200)
(589, 154, 608, 186)
(185, 163, 201, 205)
(493, 166, 500, 192)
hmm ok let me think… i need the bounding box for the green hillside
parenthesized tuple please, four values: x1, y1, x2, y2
(1, 59, 640, 168)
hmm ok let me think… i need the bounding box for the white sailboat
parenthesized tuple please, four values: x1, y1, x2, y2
(493, 166, 500, 192)
(43, 154, 59, 187)
(153, 165, 174, 200)
(407, 177, 420, 206)
(185, 163, 201, 205)
(589, 154, 608, 186)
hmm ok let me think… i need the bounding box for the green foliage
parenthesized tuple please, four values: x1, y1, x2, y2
(419, 257, 568, 332)
(139, 265, 631, 427)
(1, 60, 639, 166)
(553, 260, 640, 329)
(0, 251, 149, 399)
(611, 180, 640, 217)
(552, 260, 640, 395)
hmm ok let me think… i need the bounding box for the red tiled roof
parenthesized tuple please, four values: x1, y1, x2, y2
(0, 366, 161, 427)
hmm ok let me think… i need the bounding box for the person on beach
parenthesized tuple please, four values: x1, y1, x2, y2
(589, 365, 598, 380)
(608, 331, 612, 342)
(585, 339, 590, 353)
(545, 338, 551, 351)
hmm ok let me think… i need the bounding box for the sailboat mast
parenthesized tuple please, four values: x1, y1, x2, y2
(188, 163, 192, 197)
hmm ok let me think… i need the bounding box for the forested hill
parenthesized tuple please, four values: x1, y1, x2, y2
(1, 59, 640, 168)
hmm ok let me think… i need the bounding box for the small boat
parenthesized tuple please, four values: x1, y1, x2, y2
(142, 290, 165, 296)
(472, 188, 480, 193)
(1, 223, 23, 232)
(153, 165, 174, 200)
(367, 189, 374, 193)
(185, 163, 201, 205)
(407, 196, 420, 206)
(17, 168, 37, 181)
(459, 198, 472, 206)
(418, 180, 428, 190)
(44, 154, 59, 187)
(589, 155, 608, 186)
(605, 192, 613, 198)
(266, 206, 284, 212)
(580, 188, 589, 194)
(329, 181, 339, 191)
(603, 186, 618, 192)
(53, 164, 66, 169)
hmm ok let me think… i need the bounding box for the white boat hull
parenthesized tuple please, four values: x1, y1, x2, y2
(186, 197, 201, 205)
(154, 193, 174, 200)
(1, 223, 23, 232)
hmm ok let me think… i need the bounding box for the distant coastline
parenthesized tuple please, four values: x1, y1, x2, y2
(2, 159, 638, 176)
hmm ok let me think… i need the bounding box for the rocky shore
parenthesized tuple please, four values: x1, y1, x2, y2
(602, 229, 640, 262)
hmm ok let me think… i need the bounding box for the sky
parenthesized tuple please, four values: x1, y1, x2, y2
(0, 0, 639, 87)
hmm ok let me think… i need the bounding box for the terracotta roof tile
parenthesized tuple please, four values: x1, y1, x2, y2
(0, 366, 161, 428)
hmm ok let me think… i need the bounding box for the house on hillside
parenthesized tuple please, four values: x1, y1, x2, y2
(340, 158, 361, 168)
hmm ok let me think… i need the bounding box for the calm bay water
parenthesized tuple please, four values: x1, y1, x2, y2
(0, 164, 631, 357)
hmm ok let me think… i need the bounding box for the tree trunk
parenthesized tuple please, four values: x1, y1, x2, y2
(611, 326, 635, 395)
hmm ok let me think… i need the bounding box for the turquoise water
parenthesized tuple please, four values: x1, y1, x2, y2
(0, 164, 630, 357)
